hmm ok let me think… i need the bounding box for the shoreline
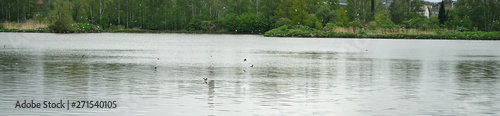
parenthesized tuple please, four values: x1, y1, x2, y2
(1, 29, 499, 41)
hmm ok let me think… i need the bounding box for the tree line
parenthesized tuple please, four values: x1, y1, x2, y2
(0, 0, 498, 32)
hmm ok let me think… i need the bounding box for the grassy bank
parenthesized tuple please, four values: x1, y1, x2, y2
(2, 20, 49, 30)
(0, 28, 243, 34)
(264, 25, 500, 40)
(2, 22, 499, 40)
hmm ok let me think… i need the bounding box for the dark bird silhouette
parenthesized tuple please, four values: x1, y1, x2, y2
(82, 55, 85, 57)
(251, 65, 253, 67)
(243, 70, 246, 72)
(244, 59, 247, 62)
(203, 78, 208, 82)
(155, 67, 157, 71)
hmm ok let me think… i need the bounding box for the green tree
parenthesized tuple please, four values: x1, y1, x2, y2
(276, 0, 309, 26)
(346, 0, 372, 24)
(455, 0, 499, 31)
(237, 12, 257, 32)
(375, 10, 397, 29)
(223, 13, 238, 32)
(371, 0, 375, 18)
(49, 0, 75, 33)
(335, 7, 349, 26)
(389, 0, 424, 25)
(438, 0, 446, 26)
(255, 13, 272, 33)
(315, 2, 338, 25)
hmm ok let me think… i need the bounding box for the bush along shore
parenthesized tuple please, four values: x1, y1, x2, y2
(264, 25, 500, 40)
(0, 22, 247, 34)
(2, 24, 499, 40)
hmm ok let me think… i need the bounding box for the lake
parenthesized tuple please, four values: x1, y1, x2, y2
(1, 33, 499, 115)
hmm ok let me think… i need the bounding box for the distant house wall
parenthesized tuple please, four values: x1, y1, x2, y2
(339, 3, 347, 8)
(420, 6, 430, 19)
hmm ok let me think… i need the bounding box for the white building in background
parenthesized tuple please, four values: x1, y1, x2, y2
(420, 6, 430, 19)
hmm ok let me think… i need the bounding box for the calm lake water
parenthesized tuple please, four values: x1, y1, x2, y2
(1, 33, 499, 115)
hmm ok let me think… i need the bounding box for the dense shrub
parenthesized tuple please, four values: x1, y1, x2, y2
(222, 13, 238, 32)
(275, 18, 291, 28)
(188, 16, 207, 31)
(237, 12, 257, 33)
(265, 25, 500, 40)
(73, 23, 102, 32)
(254, 13, 272, 33)
(265, 25, 321, 37)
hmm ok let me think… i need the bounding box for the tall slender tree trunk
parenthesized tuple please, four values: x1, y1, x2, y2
(17, 0, 20, 23)
(23, 1, 26, 21)
(256, 0, 259, 14)
(118, 0, 120, 25)
(209, 0, 212, 19)
(127, 0, 129, 28)
(191, 0, 195, 18)
(164, 3, 168, 29)
(90, 5, 93, 23)
(100, 0, 102, 22)
(371, 0, 374, 18)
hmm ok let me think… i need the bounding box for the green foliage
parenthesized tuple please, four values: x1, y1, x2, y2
(0, 0, 41, 22)
(72, 0, 89, 23)
(358, 29, 366, 35)
(289, 0, 310, 25)
(307, 15, 321, 29)
(426, 16, 440, 30)
(335, 8, 349, 27)
(315, 21, 323, 30)
(265, 25, 321, 37)
(0, 23, 3, 29)
(438, 0, 447, 25)
(275, 0, 310, 26)
(0, 0, 496, 33)
(49, 1, 75, 33)
(367, 21, 377, 30)
(455, 0, 499, 31)
(73, 23, 102, 32)
(237, 13, 257, 33)
(389, 0, 425, 24)
(223, 13, 239, 32)
(347, 0, 373, 24)
(494, 21, 500, 31)
(375, 10, 397, 29)
(324, 23, 336, 30)
(348, 21, 363, 28)
(444, 9, 473, 31)
(403, 17, 425, 29)
(255, 13, 272, 33)
(188, 16, 208, 31)
(307, 0, 339, 14)
(265, 26, 500, 40)
(275, 18, 292, 27)
(315, 4, 337, 24)
(109, 25, 125, 30)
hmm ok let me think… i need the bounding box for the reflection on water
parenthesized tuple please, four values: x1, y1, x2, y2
(455, 60, 499, 114)
(390, 59, 422, 99)
(1, 33, 500, 115)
